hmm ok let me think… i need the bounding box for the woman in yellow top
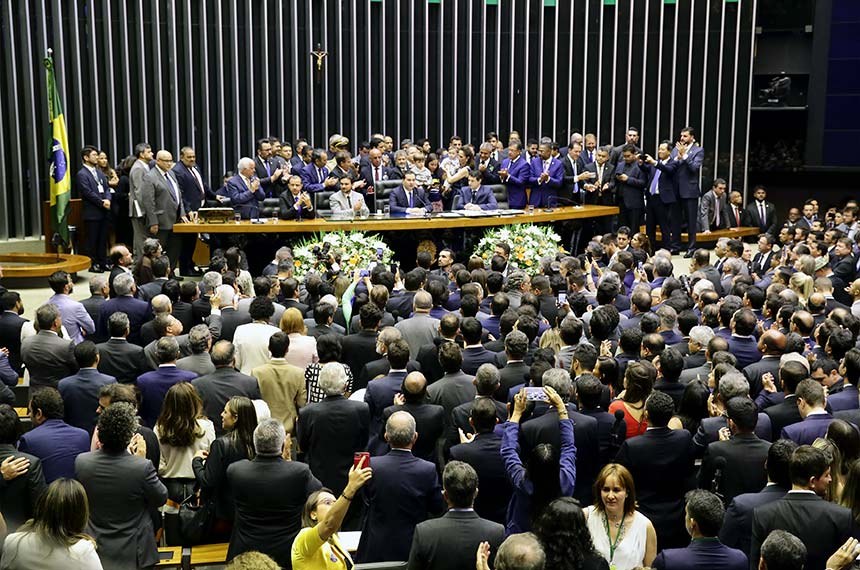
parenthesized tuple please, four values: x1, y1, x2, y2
(291, 456, 372, 570)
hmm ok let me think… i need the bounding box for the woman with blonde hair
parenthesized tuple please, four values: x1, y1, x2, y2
(0, 478, 101, 569)
(280, 307, 318, 370)
(813, 437, 845, 502)
(584, 463, 657, 570)
(789, 271, 813, 306)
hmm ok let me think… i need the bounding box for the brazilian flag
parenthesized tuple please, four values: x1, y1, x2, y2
(44, 52, 70, 246)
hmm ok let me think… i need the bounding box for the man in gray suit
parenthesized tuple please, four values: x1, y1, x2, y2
(699, 178, 728, 234)
(395, 291, 440, 360)
(176, 324, 215, 376)
(428, 342, 476, 417)
(129, 142, 153, 258)
(21, 304, 77, 390)
(140, 150, 187, 272)
(328, 176, 369, 216)
(76, 403, 167, 570)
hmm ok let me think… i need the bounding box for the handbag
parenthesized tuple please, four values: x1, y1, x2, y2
(178, 491, 216, 546)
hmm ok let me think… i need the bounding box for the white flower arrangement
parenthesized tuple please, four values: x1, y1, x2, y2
(474, 224, 563, 275)
(292, 231, 393, 279)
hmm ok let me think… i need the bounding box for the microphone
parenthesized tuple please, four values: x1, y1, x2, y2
(711, 456, 727, 502)
(609, 410, 626, 454)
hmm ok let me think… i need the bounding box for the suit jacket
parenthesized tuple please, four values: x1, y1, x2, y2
(20, 330, 77, 389)
(58, 368, 116, 434)
(381, 402, 446, 464)
(172, 161, 210, 212)
(520, 404, 600, 504)
(764, 394, 802, 441)
(699, 434, 770, 505)
(227, 456, 322, 569)
(832, 254, 857, 284)
(396, 315, 441, 360)
(128, 158, 150, 218)
(296, 395, 370, 495)
(719, 485, 787, 556)
(428, 371, 477, 417)
(140, 167, 185, 229)
(387, 290, 417, 320)
(306, 323, 344, 339)
(192, 367, 261, 436)
(454, 185, 498, 210)
(98, 295, 152, 345)
(652, 538, 748, 570)
(828, 384, 859, 412)
(642, 159, 680, 204)
(745, 200, 778, 236)
(137, 277, 168, 304)
(328, 189, 370, 216)
(216, 307, 252, 342)
(497, 361, 530, 401)
(693, 415, 773, 456)
(722, 202, 746, 229)
(389, 185, 432, 214)
(76, 165, 111, 221)
(583, 161, 616, 205)
(741, 356, 780, 402)
(781, 412, 835, 445)
(365, 371, 409, 447)
(177, 352, 216, 376)
(615, 426, 695, 549)
(461, 345, 502, 376)
(341, 330, 379, 382)
(560, 153, 587, 202)
(137, 365, 198, 427)
(0, 445, 46, 531)
(614, 160, 648, 209)
(357, 449, 445, 563)
(96, 338, 149, 383)
(670, 144, 704, 200)
(278, 191, 319, 220)
(251, 360, 307, 434)
(528, 156, 564, 193)
(416, 338, 455, 384)
(18, 418, 90, 483)
(727, 335, 762, 373)
(699, 190, 727, 231)
(0, 311, 27, 375)
(298, 162, 330, 193)
(752, 492, 854, 570)
(225, 174, 265, 219)
(254, 155, 282, 197)
(473, 157, 502, 185)
(499, 156, 531, 202)
(357, 357, 420, 393)
(750, 250, 776, 276)
(449, 432, 512, 524)
(75, 449, 168, 570)
(407, 510, 505, 570)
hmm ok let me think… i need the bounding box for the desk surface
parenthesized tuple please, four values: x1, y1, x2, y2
(172, 205, 619, 234)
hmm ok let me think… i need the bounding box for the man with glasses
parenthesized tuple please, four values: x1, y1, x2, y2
(140, 150, 187, 271)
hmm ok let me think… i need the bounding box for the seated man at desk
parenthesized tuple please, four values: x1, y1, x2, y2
(329, 176, 369, 216)
(454, 170, 499, 211)
(278, 174, 318, 219)
(389, 171, 432, 215)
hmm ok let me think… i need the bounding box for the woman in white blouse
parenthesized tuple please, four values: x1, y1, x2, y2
(1, 478, 103, 570)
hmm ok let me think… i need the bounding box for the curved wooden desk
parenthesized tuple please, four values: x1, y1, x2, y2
(0, 253, 91, 278)
(171, 205, 619, 234)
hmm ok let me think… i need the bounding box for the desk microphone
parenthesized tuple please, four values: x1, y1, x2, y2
(711, 456, 727, 502)
(609, 409, 626, 454)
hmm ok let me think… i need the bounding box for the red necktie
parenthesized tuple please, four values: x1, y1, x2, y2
(735, 207, 740, 227)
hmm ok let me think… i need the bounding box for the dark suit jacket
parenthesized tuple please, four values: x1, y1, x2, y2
(172, 161, 210, 212)
(357, 449, 445, 563)
(752, 492, 855, 570)
(763, 394, 802, 440)
(615, 427, 695, 550)
(723, 203, 747, 229)
(670, 145, 704, 200)
(192, 367, 261, 436)
(278, 190, 319, 219)
(76, 165, 111, 221)
(97, 338, 149, 384)
(449, 432, 512, 525)
(388, 186, 432, 214)
(381, 402, 446, 465)
(744, 200, 778, 236)
(416, 338, 455, 384)
(172, 301, 196, 332)
(454, 185, 498, 210)
(832, 254, 856, 283)
(652, 538, 748, 570)
(58, 368, 117, 434)
(693, 415, 773, 456)
(473, 157, 502, 185)
(296, 395, 370, 495)
(75, 449, 168, 570)
(137, 365, 198, 427)
(642, 159, 680, 204)
(18, 419, 90, 483)
(699, 434, 770, 505)
(0, 445, 46, 531)
(580, 407, 627, 465)
(499, 155, 531, 206)
(781, 413, 835, 445)
(357, 357, 420, 390)
(0, 311, 27, 375)
(81, 295, 106, 326)
(719, 485, 787, 556)
(497, 361, 530, 401)
(137, 277, 169, 304)
(225, 174, 265, 219)
(216, 307, 252, 342)
(298, 163, 330, 193)
(828, 384, 859, 412)
(583, 161, 616, 205)
(227, 456, 322, 569)
(386, 290, 416, 320)
(742, 355, 779, 400)
(407, 510, 505, 570)
(20, 330, 77, 389)
(98, 295, 152, 345)
(727, 335, 762, 372)
(613, 160, 648, 210)
(341, 330, 379, 382)
(461, 346, 502, 376)
(428, 371, 477, 417)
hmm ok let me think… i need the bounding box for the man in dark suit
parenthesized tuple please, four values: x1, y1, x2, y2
(172, 146, 212, 276)
(192, 340, 261, 436)
(450, 363, 508, 439)
(450, 398, 511, 524)
(416, 314, 460, 384)
(616, 391, 695, 550)
(576, 374, 627, 465)
(652, 490, 748, 570)
(388, 171, 432, 214)
(473, 142, 502, 185)
(225, 157, 266, 219)
(560, 141, 592, 204)
(82, 275, 109, 325)
(254, 138, 286, 198)
(751, 445, 855, 570)
(829, 348, 860, 412)
(781, 379, 835, 445)
(98, 273, 152, 345)
(75, 403, 167, 570)
(0, 291, 28, 376)
(279, 278, 310, 316)
(380, 372, 446, 466)
(408, 461, 505, 570)
(722, 190, 746, 230)
(498, 141, 531, 209)
(298, 148, 338, 195)
(528, 139, 564, 208)
(763, 360, 806, 440)
(228, 418, 322, 569)
(428, 343, 477, 417)
(356, 411, 445, 563)
(20, 303, 77, 390)
(356, 327, 420, 390)
(365, 340, 411, 453)
(454, 171, 499, 210)
(341, 304, 382, 387)
(521, 368, 600, 504)
(583, 146, 617, 234)
(670, 127, 705, 255)
(76, 145, 112, 271)
(750, 234, 777, 277)
(699, 397, 771, 505)
(742, 330, 785, 405)
(727, 309, 763, 373)
(0, 404, 47, 531)
(57, 341, 116, 434)
(720, 439, 795, 557)
(306, 303, 343, 339)
(496, 331, 531, 401)
(614, 144, 648, 233)
(278, 175, 318, 220)
(136, 256, 171, 303)
(460, 317, 502, 375)
(744, 186, 778, 237)
(96, 312, 150, 384)
(832, 238, 857, 284)
(642, 142, 681, 253)
(136, 337, 198, 427)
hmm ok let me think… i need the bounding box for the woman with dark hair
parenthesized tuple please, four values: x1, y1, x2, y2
(533, 497, 609, 570)
(839, 459, 860, 523)
(111, 155, 136, 246)
(193, 396, 258, 539)
(631, 232, 652, 257)
(501, 386, 576, 534)
(594, 356, 621, 400)
(291, 459, 373, 570)
(585, 464, 657, 570)
(304, 334, 354, 404)
(828, 419, 860, 470)
(608, 362, 654, 439)
(668, 380, 711, 435)
(0, 478, 100, 569)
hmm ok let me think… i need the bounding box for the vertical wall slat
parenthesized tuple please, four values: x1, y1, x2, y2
(669, 2, 679, 141)
(20, 1, 43, 235)
(712, 0, 727, 179)
(728, 0, 743, 191)
(104, 0, 118, 158)
(742, 0, 758, 201)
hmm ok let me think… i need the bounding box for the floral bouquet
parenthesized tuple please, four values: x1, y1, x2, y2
(292, 231, 393, 279)
(473, 224, 563, 275)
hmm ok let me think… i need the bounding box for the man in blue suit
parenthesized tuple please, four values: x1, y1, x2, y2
(388, 172, 431, 215)
(75, 145, 112, 272)
(365, 340, 411, 453)
(58, 341, 117, 434)
(498, 141, 531, 209)
(652, 490, 748, 570)
(298, 148, 338, 194)
(172, 147, 212, 276)
(136, 337, 198, 427)
(18, 387, 90, 483)
(671, 127, 705, 256)
(727, 310, 763, 372)
(225, 157, 266, 219)
(355, 411, 445, 563)
(643, 141, 682, 253)
(528, 138, 564, 207)
(97, 273, 152, 345)
(454, 171, 498, 211)
(781, 379, 835, 444)
(614, 144, 648, 234)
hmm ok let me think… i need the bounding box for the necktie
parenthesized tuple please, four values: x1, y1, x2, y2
(317, 168, 323, 184)
(735, 206, 740, 227)
(408, 191, 414, 208)
(264, 159, 271, 177)
(472, 190, 478, 204)
(650, 168, 661, 195)
(191, 167, 205, 197)
(573, 164, 580, 194)
(374, 167, 380, 181)
(759, 202, 766, 227)
(589, 151, 594, 163)
(165, 173, 180, 211)
(347, 193, 352, 208)
(714, 197, 721, 227)
(295, 195, 302, 215)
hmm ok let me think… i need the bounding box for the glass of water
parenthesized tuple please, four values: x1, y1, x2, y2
(234, 212, 241, 224)
(527, 205, 535, 215)
(382, 203, 390, 217)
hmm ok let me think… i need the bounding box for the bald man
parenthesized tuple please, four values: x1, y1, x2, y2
(140, 150, 187, 269)
(380, 372, 446, 466)
(744, 330, 787, 408)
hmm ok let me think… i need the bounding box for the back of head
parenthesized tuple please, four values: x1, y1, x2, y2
(474, 363, 501, 396)
(685, 489, 725, 537)
(74, 340, 99, 368)
(470, 397, 498, 433)
(461, 317, 484, 345)
(386, 339, 410, 369)
(645, 391, 674, 427)
(796, 378, 825, 409)
(442, 460, 478, 508)
(211, 340, 237, 367)
(156, 336, 180, 364)
(30, 387, 65, 421)
(789, 445, 829, 488)
(385, 410, 416, 449)
(760, 530, 806, 570)
(253, 418, 286, 456)
(767, 439, 798, 488)
(725, 397, 757, 433)
(97, 403, 138, 453)
(438, 341, 463, 374)
(188, 324, 212, 355)
(494, 532, 546, 570)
